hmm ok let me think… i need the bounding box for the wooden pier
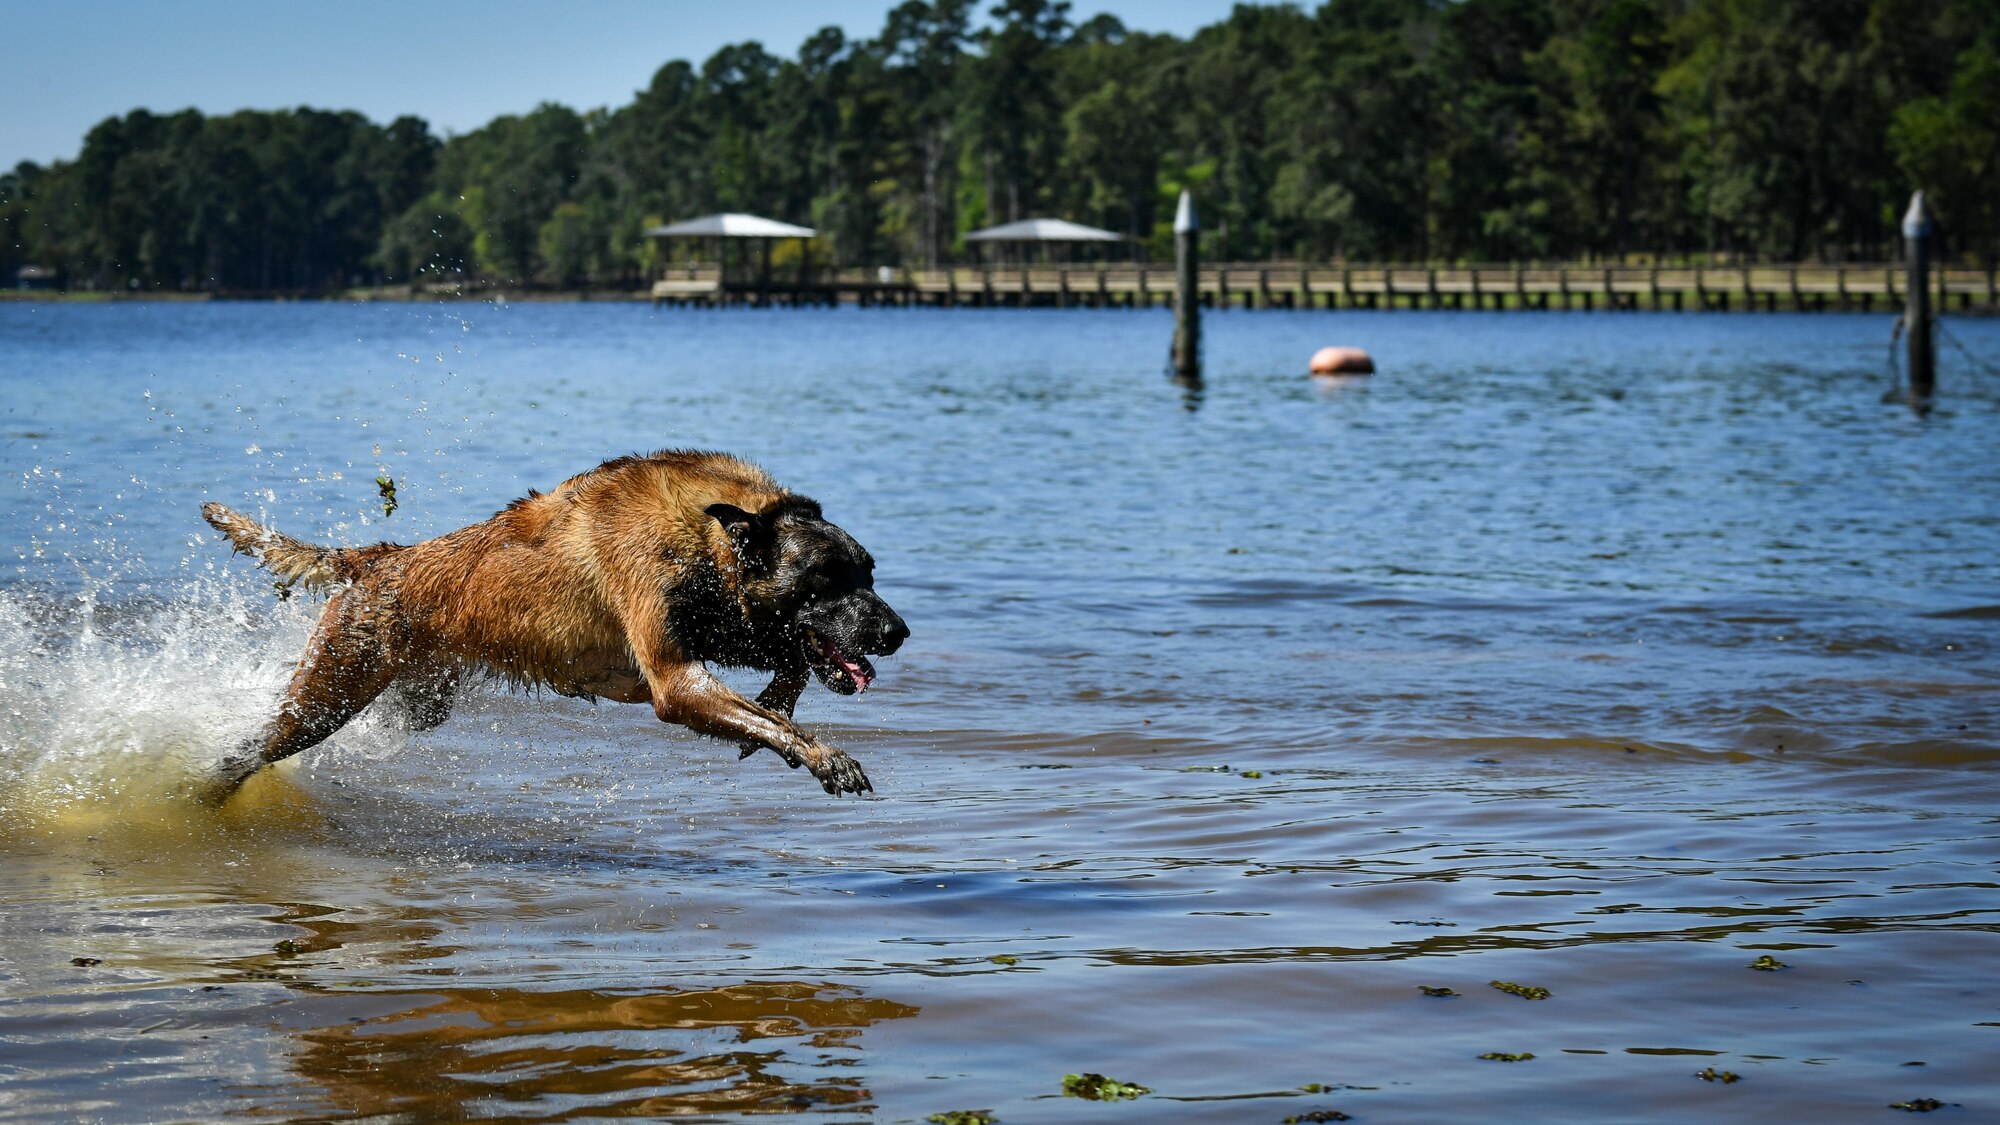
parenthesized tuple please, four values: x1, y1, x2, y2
(653, 262, 2000, 312)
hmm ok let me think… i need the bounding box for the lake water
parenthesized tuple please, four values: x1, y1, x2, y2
(1, 301, 1996, 1123)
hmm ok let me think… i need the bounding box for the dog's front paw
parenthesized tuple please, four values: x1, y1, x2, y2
(802, 741, 871, 796)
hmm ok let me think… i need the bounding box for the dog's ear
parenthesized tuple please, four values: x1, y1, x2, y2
(706, 503, 775, 568)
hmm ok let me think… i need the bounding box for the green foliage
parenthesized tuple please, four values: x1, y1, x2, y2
(1695, 1066, 1741, 1083)
(1747, 954, 1787, 971)
(1478, 1052, 1536, 1062)
(538, 203, 596, 288)
(1891, 42, 2000, 264)
(1418, 985, 1458, 997)
(375, 190, 475, 283)
(1060, 1072, 1151, 1100)
(436, 103, 587, 282)
(1489, 980, 1552, 999)
(7, 0, 1996, 294)
(927, 1111, 999, 1125)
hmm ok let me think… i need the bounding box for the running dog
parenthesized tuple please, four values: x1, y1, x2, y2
(202, 450, 907, 796)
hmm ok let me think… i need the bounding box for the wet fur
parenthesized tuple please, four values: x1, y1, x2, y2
(203, 450, 906, 796)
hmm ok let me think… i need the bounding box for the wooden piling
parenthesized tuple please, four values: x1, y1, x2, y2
(1905, 191, 1935, 398)
(1171, 190, 1200, 380)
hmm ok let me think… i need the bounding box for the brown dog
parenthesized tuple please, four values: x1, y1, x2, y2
(203, 450, 907, 796)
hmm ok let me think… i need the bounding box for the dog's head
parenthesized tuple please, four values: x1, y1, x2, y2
(708, 497, 908, 694)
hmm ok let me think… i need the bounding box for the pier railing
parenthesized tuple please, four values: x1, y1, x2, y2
(652, 261, 2000, 311)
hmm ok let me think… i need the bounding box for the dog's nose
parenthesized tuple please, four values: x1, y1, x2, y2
(876, 613, 909, 655)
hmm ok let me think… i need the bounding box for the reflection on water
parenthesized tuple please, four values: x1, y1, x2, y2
(0, 828, 916, 1123)
(2, 305, 1997, 1122)
(292, 982, 914, 1121)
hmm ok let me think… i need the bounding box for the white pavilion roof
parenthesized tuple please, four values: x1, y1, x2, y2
(644, 213, 816, 239)
(963, 218, 1125, 242)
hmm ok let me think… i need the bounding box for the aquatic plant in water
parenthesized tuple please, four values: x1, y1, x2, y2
(1747, 954, 1788, 971)
(1889, 1098, 1948, 1112)
(1061, 1073, 1151, 1100)
(927, 1111, 999, 1125)
(1489, 980, 1552, 999)
(1479, 1052, 1535, 1062)
(1695, 1067, 1741, 1083)
(1283, 1112, 1352, 1123)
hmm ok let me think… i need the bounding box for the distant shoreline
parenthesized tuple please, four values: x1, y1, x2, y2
(9, 262, 1995, 317)
(0, 288, 656, 304)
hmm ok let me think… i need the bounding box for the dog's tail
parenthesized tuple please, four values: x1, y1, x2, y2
(201, 503, 349, 593)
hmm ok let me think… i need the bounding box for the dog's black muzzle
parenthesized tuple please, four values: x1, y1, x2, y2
(800, 591, 907, 694)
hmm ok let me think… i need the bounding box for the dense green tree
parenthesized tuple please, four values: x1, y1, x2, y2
(375, 189, 476, 284)
(878, 1, 976, 265)
(1186, 2, 1312, 259)
(8, 0, 1997, 292)
(435, 103, 587, 283)
(1662, 0, 1895, 260)
(966, 0, 1074, 225)
(1890, 41, 2000, 262)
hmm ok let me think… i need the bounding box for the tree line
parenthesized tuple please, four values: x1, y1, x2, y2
(3, 0, 1995, 295)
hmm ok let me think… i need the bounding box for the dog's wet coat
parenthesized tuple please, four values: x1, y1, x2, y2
(203, 451, 907, 796)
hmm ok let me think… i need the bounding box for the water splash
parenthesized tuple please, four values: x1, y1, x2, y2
(0, 575, 407, 825)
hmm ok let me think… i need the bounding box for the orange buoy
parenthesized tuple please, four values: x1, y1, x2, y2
(1309, 346, 1374, 376)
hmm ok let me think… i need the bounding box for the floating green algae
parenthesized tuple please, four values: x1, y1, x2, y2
(1490, 980, 1552, 1000)
(1061, 1073, 1151, 1100)
(1479, 1052, 1535, 1062)
(1747, 954, 1788, 971)
(1418, 985, 1459, 997)
(1695, 1067, 1741, 1083)
(927, 1111, 998, 1125)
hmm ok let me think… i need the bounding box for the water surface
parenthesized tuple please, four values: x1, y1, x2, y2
(2, 302, 1997, 1122)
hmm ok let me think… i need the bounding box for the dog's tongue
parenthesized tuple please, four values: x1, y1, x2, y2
(820, 636, 875, 691)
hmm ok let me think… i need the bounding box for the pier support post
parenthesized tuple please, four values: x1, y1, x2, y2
(1904, 191, 1935, 399)
(1171, 190, 1201, 381)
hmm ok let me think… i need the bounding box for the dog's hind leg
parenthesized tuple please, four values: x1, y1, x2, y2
(389, 663, 461, 732)
(218, 588, 404, 791)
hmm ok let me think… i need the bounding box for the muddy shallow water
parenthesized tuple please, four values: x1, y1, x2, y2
(2, 303, 1997, 1123)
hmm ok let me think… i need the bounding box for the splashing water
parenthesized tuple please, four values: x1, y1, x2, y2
(0, 575, 410, 825)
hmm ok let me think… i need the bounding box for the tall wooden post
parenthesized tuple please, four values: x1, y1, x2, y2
(1904, 191, 1935, 398)
(1172, 190, 1200, 380)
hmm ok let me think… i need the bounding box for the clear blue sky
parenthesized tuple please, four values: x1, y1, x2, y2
(3, 0, 1255, 170)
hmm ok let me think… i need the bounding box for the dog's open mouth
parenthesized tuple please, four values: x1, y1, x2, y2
(805, 628, 875, 694)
